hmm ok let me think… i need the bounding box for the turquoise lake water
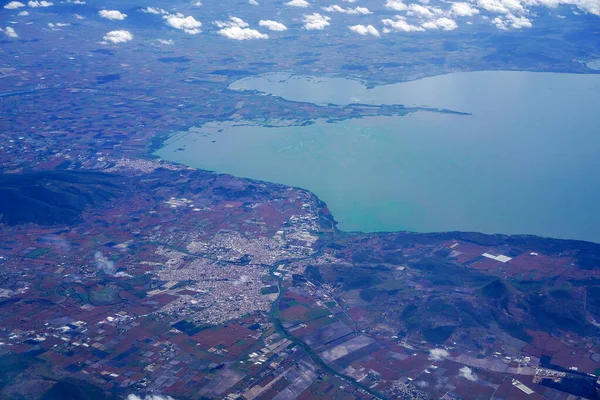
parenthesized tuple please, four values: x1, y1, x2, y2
(156, 71, 600, 243)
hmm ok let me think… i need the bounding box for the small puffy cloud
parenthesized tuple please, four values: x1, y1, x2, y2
(286, 0, 309, 7)
(157, 38, 174, 45)
(259, 20, 287, 31)
(18, 10, 29, 15)
(508, 14, 532, 28)
(48, 22, 70, 29)
(349, 24, 380, 36)
(218, 26, 268, 40)
(428, 348, 450, 361)
(492, 13, 532, 29)
(249, 0, 259, 4)
(407, 4, 443, 18)
(302, 13, 330, 29)
(66, 0, 85, 4)
(126, 395, 174, 400)
(99, 10, 127, 20)
(102, 30, 133, 43)
(459, 366, 478, 381)
(385, 0, 407, 11)
(322, 4, 371, 14)
(141, 7, 167, 14)
(165, 15, 202, 34)
(492, 16, 506, 28)
(422, 17, 458, 30)
(2, 26, 18, 38)
(215, 17, 268, 39)
(28, 0, 53, 7)
(214, 16, 248, 28)
(4, 1, 25, 9)
(474, 0, 525, 14)
(94, 252, 115, 275)
(450, 2, 480, 16)
(382, 16, 425, 31)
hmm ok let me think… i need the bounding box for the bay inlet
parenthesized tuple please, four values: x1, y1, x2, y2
(155, 71, 600, 243)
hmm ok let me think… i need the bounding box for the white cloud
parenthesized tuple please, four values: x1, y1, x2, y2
(66, 0, 85, 4)
(570, 0, 600, 15)
(259, 20, 287, 31)
(422, 17, 458, 29)
(4, 1, 25, 9)
(474, 0, 525, 14)
(349, 24, 380, 36)
(286, 0, 309, 7)
(165, 15, 202, 34)
(382, 16, 425, 31)
(492, 13, 532, 28)
(99, 10, 127, 20)
(525, 0, 599, 15)
(215, 17, 268, 39)
(18, 10, 29, 15)
(48, 22, 70, 29)
(407, 4, 443, 18)
(141, 7, 167, 14)
(102, 30, 133, 44)
(322, 4, 371, 14)
(157, 38, 174, 45)
(218, 26, 268, 40)
(385, 0, 408, 11)
(249, 0, 259, 4)
(28, 0, 53, 7)
(193, 1, 202, 5)
(215, 16, 248, 28)
(510, 14, 532, 27)
(450, 2, 480, 16)
(428, 348, 450, 361)
(2, 26, 18, 38)
(302, 13, 330, 29)
(458, 366, 478, 381)
(126, 395, 174, 400)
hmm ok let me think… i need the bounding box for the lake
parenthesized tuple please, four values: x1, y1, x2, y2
(156, 71, 600, 243)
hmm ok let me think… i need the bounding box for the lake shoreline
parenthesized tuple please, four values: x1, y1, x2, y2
(155, 71, 600, 243)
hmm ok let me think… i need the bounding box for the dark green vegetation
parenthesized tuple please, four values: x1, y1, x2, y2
(423, 325, 456, 344)
(0, 354, 41, 392)
(312, 232, 600, 347)
(87, 285, 122, 306)
(261, 285, 279, 295)
(0, 354, 116, 400)
(40, 380, 118, 400)
(541, 375, 600, 399)
(0, 171, 123, 226)
(479, 280, 510, 300)
(172, 320, 211, 336)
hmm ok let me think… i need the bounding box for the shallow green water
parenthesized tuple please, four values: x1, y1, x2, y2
(156, 71, 600, 243)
